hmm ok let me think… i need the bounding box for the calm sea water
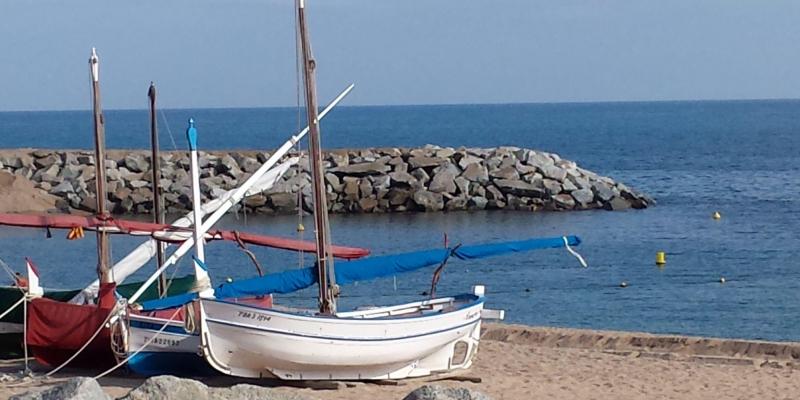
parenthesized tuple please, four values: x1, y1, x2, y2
(1, 100, 799, 341)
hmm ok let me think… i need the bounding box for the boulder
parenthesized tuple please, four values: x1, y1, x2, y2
(542, 179, 563, 196)
(457, 154, 482, 169)
(541, 164, 567, 182)
(10, 377, 110, 400)
(454, 176, 470, 196)
(387, 189, 411, 206)
(571, 188, 594, 205)
(553, 193, 576, 210)
(489, 166, 519, 180)
(121, 376, 206, 400)
(592, 182, 616, 202)
(358, 197, 379, 212)
(469, 196, 488, 210)
(410, 168, 430, 184)
(445, 196, 468, 211)
(330, 161, 390, 176)
(525, 151, 555, 168)
(429, 171, 457, 194)
(412, 190, 444, 212)
(123, 153, 149, 173)
(494, 179, 546, 198)
(403, 384, 492, 400)
(33, 154, 61, 169)
(461, 163, 489, 183)
(408, 156, 443, 169)
(51, 181, 74, 195)
(389, 171, 417, 187)
(605, 196, 631, 211)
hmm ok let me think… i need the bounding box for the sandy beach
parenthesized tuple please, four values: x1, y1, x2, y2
(2, 323, 799, 399)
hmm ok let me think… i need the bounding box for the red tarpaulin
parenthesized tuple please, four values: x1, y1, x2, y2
(26, 282, 118, 368)
(0, 213, 369, 259)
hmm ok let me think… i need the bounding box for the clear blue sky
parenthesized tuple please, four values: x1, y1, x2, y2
(1, 0, 799, 111)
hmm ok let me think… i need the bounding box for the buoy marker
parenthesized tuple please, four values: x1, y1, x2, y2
(655, 251, 666, 265)
(620, 281, 628, 288)
(713, 211, 721, 220)
(719, 277, 726, 284)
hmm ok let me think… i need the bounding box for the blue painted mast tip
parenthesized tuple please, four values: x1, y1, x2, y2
(186, 118, 198, 151)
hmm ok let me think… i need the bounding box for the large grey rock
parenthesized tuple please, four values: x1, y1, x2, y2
(542, 179, 563, 196)
(553, 193, 576, 210)
(123, 154, 149, 173)
(469, 196, 488, 210)
(593, 182, 616, 202)
(489, 166, 519, 180)
(494, 179, 546, 198)
(605, 196, 631, 211)
(525, 151, 554, 167)
(330, 161, 390, 176)
(121, 376, 206, 400)
(11, 377, 110, 400)
(571, 188, 594, 205)
(408, 156, 443, 169)
(461, 163, 488, 183)
(410, 168, 430, 184)
(389, 171, 417, 187)
(51, 181, 74, 195)
(413, 190, 444, 211)
(34, 154, 61, 169)
(403, 384, 492, 400)
(429, 171, 457, 193)
(541, 164, 567, 182)
(457, 154, 482, 169)
(387, 189, 411, 206)
(209, 383, 312, 400)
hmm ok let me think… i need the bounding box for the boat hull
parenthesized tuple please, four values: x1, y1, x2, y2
(199, 293, 484, 380)
(126, 296, 272, 376)
(0, 275, 197, 359)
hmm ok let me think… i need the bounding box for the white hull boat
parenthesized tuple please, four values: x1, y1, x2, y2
(199, 286, 489, 380)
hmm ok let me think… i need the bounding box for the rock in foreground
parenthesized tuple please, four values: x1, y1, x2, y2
(121, 375, 311, 400)
(10, 377, 110, 400)
(403, 384, 492, 400)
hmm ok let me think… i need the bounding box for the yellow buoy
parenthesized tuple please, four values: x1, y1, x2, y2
(297, 223, 305, 232)
(655, 251, 666, 265)
(712, 211, 721, 220)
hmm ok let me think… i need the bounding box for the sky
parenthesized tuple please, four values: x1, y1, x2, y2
(1, 0, 799, 111)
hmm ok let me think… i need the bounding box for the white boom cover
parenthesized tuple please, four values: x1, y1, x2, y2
(70, 158, 297, 304)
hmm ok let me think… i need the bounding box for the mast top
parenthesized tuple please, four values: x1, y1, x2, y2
(148, 82, 156, 98)
(186, 118, 198, 151)
(89, 48, 99, 82)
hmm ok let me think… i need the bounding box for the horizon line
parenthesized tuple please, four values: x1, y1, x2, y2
(2, 96, 799, 113)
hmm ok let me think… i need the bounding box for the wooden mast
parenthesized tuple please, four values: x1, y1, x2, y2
(148, 82, 168, 297)
(298, 0, 337, 314)
(89, 48, 111, 284)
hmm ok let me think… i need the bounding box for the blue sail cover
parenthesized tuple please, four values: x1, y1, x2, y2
(139, 235, 580, 311)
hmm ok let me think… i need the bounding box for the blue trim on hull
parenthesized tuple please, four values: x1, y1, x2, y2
(206, 314, 482, 343)
(128, 351, 216, 377)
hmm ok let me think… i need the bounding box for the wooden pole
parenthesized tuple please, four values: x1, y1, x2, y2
(148, 82, 168, 297)
(89, 48, 111, 284)
(298, 0, 337, 314)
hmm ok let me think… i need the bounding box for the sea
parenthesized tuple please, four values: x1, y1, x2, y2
(1, 100, 799, 341)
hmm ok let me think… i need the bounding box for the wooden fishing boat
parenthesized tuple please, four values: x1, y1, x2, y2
(197, 0, 500, 380)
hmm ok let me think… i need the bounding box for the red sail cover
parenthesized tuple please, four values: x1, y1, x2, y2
(27, 282, 118, 368)
(0, 213, 369, 259)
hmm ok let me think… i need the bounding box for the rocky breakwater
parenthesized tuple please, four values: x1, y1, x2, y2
(0, 146, 652, 215)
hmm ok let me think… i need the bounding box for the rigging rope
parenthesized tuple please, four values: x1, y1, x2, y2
(93, 306, 182, 380)
(563, 236, 588, 268)
(44, 301, 122, 377)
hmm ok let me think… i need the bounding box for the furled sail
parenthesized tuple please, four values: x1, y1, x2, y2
(138, 235, 581, 311)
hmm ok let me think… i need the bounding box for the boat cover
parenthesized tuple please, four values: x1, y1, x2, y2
(138, 235, 580, 311)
